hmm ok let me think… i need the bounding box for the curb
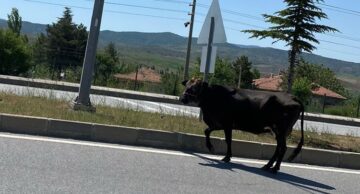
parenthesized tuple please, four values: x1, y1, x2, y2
(0, 113, 359, 170)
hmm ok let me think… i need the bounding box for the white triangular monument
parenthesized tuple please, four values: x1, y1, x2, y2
(197, 0, 227, 44)
(200, 46, 217, 73)
(198, 0, 226, 73)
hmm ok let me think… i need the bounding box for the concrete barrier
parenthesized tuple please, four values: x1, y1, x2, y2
(136, 128, 180, 149)
(0, 112, 359, 170)
(0, 114, 48, 135)
(47, 119, 93, 140)
(301, 148, 340, 167)
(92, 124, 138, 145)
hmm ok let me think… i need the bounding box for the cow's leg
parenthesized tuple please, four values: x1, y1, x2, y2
(204, 128, 215, 153)
(270, 135, 287, 174)
(262, 142, 279, 171)
(222, 129, 232, 163)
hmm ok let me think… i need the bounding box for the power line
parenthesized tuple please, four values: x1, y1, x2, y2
(223, 19, 266, 30)
(102, 1, 189, 14)
(21, 0, 360, 53)
(317, 2, 360, 16)
(323, 33, 360, 43)
(316, 46, 359, 57)
(153, 0, 190, 4)
(319, 39, 360, 50)
(196, 2, 264, 22)
(24, 0, 91, 10)
(24, 0, 187, 21)
(318, 5, 360, 17)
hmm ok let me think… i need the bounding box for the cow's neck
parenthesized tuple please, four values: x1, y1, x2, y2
(198, 86, 210, 108)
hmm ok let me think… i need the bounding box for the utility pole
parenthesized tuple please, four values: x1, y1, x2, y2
(183, 0, 197, 80)
(72, 0, 104, 112)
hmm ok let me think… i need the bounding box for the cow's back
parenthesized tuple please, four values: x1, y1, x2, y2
(199, 85, 301, 132)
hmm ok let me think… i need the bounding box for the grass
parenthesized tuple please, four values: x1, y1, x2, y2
(1, 92, 360, 153)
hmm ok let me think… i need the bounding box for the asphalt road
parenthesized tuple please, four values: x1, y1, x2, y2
(0, 132, 360, 194)
(0, 83, 359, 137)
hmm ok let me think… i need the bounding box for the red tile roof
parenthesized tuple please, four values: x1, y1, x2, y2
(253, 75, 347, 100)
(253, 75, 283, 92)
(311, 85, 347, 100)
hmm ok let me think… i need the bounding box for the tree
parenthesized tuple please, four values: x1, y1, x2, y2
(295, 59, 347, 96)
(252, 68, 261, 79)
(32, 33, 48, 65)
(231, 56, 258, 89)
(243, 0, 338, 93)
(45, 7, 88, 79)
(93, 43, 120, 85)
(210, 58, 236, 86)
(191, 57, 236, 86)
(292, 77, 312, 104)
(104, 42, 119, 64)
(7, 8, 22, 36)
(161, 68, 182, 96)
(0, 29, 30, 75)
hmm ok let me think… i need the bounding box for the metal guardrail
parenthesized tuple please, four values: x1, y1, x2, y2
(0, 74, 359, 127)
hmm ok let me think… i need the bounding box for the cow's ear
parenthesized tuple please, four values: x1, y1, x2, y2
(182, 80, 188, 86)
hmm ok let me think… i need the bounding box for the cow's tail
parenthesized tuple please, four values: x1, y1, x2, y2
(287, 100, 304, 162)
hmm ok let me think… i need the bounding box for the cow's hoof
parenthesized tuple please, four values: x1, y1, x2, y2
(206, 144, 215, 154)
(261, 165, 271, 171)
(221, 156, 231, 163)
(269, 167, 279, 174)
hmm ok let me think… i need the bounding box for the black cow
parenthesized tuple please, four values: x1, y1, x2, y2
(180, 79, 304, 173)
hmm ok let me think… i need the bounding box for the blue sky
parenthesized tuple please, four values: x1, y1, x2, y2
(1, 0, 359, 63)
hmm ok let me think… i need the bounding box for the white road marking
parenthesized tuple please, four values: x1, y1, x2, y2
(1, 133, 360, 175)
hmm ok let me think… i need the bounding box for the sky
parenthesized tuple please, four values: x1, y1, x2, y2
(1, 0, 360, 63)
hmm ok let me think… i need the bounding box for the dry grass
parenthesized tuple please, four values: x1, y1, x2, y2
(1, 92, 360, 153)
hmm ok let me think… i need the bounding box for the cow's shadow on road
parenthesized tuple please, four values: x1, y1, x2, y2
(192, 153, 335, 194)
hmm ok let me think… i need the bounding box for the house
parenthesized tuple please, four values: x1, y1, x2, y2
(253, 75, 347, 104)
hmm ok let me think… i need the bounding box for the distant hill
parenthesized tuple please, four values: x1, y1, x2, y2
(1, 18, 360, 77)
(0, 19, 46, 35)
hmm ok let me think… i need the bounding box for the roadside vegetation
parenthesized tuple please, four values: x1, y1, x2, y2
(1, 92, 359, 153)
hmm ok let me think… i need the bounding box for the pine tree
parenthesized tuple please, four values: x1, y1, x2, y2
(93, 43, 120, 85)
(231, 56, 256, 89)
(7, 8, 22, 36)
(0, 29, 30, 75)
(243, 0, 338, 93)
(45, 7, 88, 79)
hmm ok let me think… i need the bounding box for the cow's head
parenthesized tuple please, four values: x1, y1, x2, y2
(180, 78, 208, 105)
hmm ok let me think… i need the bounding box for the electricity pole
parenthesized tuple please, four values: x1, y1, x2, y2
(183, 0, 196, 80)
(72, 0, 104, 112)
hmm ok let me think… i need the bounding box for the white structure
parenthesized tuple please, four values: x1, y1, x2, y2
(197, 0, 227, 74)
